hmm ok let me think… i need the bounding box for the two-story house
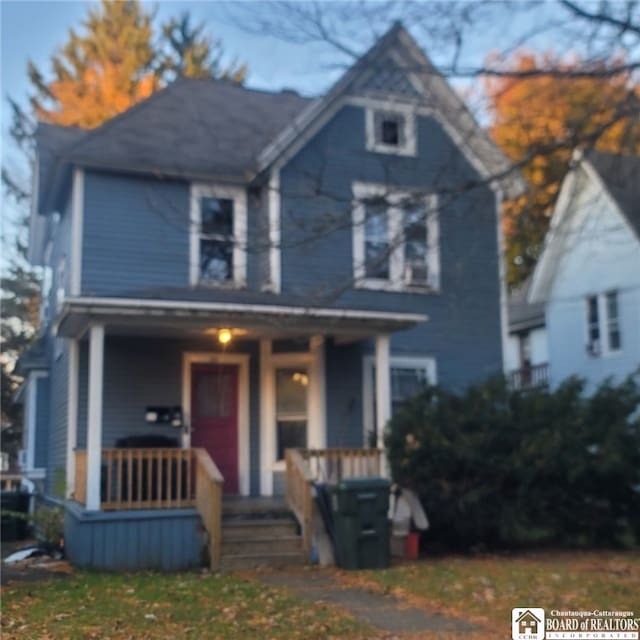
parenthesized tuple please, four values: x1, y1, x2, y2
(20, 23, 521, 570)
(529, 150, 640, 390)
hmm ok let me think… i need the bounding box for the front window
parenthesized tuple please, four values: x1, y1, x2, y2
(200, 197, 234, 282)
(275, 367, 308, 460)
(190, 184, 247, 287)
(365, 356, 436, 444)
(364, 199, 390, 279)
(353, 183, 439, 291)
(403, 202, 429, 286)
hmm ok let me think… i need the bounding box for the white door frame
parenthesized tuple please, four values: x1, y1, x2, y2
(182, 351, 250, 496)
(259, 337, 326, 496)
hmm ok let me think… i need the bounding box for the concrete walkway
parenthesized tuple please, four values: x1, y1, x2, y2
(259, 569, 476, 635)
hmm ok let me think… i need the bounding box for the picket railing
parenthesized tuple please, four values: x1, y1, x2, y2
(284, 448, 385, 555)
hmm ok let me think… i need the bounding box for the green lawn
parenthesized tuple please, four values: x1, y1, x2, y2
(1, 571, 373, 640)
(348, 551, 640, 638)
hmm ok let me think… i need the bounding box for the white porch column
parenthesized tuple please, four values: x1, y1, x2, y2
(65, 339, 79, 498)
(309, 336, 326, 449)
(374, 334, 391, 459)
(86, 324, 105, 510)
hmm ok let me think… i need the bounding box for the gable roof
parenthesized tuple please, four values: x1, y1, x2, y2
(36, 22, 523, 209)
(258, 22, 525, 199)
(529, 149, 640, 303)
(586, 151, 640, 240)
(46, 80, 311, 183)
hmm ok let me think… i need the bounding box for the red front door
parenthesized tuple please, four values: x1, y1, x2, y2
(190, 363, 239, 494)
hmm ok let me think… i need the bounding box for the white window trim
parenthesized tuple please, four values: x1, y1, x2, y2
(352, 182, 440, 292)
(24, 371, 49, 476)
(584, 291, 623, 359)
(260, 341, 326, 493)
(182, 351, 251, 496)
(365, 102, 417, 157)
(362, 354, 437, 444)
(189, 183, 247, 288)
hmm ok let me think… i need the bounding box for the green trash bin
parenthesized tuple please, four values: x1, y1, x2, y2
(330, 477, 390, 570)
(1, 491, 30, 541)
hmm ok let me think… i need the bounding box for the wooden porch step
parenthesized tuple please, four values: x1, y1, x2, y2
(221, 535, 302, 556)
(220, 550, 306, 571)
(221, 518, 299, 539)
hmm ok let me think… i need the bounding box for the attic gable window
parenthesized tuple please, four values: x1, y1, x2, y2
(585, 290, 622, 357)
(190, 184, 247, 287)
(366, 106, 416, 156)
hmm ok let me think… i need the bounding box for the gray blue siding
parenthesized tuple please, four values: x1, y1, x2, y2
(75, 336, 262, 496)
(34, 376, 50, 469)
(81, 171, 190, 296)
(65, 501, 204, 571)
(279, 105, 503, 388)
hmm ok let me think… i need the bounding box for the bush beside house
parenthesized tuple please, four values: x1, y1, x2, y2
(386, 373, 640, 551)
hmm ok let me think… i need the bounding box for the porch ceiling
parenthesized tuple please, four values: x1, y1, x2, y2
(55, 296, 428, 340)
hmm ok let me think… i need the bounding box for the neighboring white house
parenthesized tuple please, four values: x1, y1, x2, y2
(529, 150, 640, 390)
(507, 277, 549, 389)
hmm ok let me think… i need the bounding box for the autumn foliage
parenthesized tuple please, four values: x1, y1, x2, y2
(485, 51, 640, 285)
(27, 0, 245, 130)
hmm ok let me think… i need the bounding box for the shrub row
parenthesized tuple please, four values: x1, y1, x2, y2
(385, 374, 640, 551)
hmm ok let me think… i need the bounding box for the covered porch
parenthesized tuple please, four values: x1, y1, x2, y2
(56, 295, 424, 569)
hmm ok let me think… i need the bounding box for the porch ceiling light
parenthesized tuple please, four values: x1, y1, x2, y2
(218, 328, 232, 345)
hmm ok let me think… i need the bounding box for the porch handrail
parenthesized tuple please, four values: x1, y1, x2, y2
(304, 448, 383, 483)
(193, 448, 223, 570)
(74, 450, 87, 504)
(285, 449, 314, 556)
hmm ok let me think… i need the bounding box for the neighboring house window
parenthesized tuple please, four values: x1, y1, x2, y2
(586, 295, 600, 356)
(353, 183, 440, 291)
(586, 291, 622, 357)
(606, 290, 621, 352)
(40, 242, 53, 325)
(365, 106, 416, 156)
(363, 355, 437, 443)
(190, 184, 247, 287)
(275, 367, 308, 460)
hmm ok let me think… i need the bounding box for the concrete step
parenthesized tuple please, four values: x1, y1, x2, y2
(220, 550, 306, 571)
(221, 535, 303, 556)
(222, 519, 299, 539)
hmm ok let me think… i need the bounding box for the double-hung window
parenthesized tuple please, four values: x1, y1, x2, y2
(363, 355, 437, 444)
(190, 184, 247, 287)
(585, 290, 622, 357)
(353, 183, 439, 291)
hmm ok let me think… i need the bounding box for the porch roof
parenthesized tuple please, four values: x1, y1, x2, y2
(55, 296, 428, 339)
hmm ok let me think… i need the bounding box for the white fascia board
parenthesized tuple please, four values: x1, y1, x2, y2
(61, 295, 428, 325)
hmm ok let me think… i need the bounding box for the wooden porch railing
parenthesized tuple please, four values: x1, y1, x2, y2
(509, 362, 549, 390)
(73, 447, 224, 569)
(285, 448, 385, 556)
(285, 449, 315, 556)
(74, 450, 87, 504)
(193, 448, 223, 570)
